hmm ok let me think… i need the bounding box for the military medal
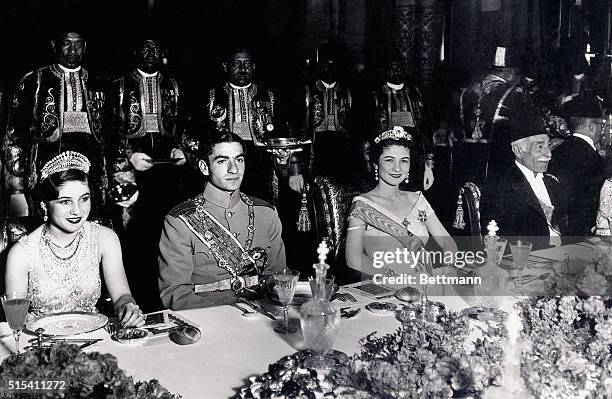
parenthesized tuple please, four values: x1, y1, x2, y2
(418, 210, 427, 223)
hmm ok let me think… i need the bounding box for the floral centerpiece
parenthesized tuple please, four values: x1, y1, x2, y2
(238, 308, 506, 398)
(0, 343, 181, 398)
(519, 296, 612, 398)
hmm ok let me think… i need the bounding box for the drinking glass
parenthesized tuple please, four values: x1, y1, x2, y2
(1, 292, 30, 354)
(510, 240, 533, 294)
(273, 270, 300, 334)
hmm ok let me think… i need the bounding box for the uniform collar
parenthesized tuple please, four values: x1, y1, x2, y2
(515, 160, 542, 180)
(386, 82, 404, 91)
(230, 82, 252, 90)
(203, 183, 242, 209)
(137, 68, 159, 77)
(57, 64, 81, 73)
(321, 80, 336, 89)
(573, 133, 596, 151)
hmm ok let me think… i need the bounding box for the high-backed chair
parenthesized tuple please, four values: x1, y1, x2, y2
(452, 181, 483, 250)
(310, 176, 361, 284)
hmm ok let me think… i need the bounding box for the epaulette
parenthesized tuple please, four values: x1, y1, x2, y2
(544, 173, 560, 184)
(242, 194, 275, 210)
(168, 198, 198, 217)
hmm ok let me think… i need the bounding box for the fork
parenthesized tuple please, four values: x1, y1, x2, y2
(230, 303, 257, 318)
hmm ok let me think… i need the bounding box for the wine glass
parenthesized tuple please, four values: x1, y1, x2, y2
(1, 292, 30, 354)
(273, 269, 300, 334)
(510, 240, 532, 295)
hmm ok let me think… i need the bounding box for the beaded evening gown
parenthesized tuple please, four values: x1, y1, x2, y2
(18, 221, 102, 316)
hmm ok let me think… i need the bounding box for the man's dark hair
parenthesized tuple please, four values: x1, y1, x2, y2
(225, 45, 255, 62)
(53, 30, 86, 45)
(197, 129, 246, 164)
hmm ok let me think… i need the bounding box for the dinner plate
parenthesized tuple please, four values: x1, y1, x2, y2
(25, 312, 108, 337)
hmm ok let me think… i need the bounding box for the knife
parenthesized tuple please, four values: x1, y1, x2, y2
(238, 298, 277, 320)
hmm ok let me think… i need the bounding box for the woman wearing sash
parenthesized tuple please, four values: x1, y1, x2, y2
(345, 126, 457, 279)
(5, 151, 145, 327)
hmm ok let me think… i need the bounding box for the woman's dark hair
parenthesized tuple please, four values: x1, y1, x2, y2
(34, 169, 89, 203)
(370, 138, 412, 164)
(196, 129, 246, 164)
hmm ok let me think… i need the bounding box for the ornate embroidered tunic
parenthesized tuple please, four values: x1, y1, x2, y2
(3, 64, 107, 214)
(207, 82, 275, 144)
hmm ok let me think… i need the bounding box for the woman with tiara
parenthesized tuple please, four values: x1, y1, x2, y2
(5, 151, 145, 327)
(345, 126, 457, 279)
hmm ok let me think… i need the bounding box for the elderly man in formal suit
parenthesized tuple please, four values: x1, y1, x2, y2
(547, 94, 608, 238)
(481, 103, 568, 250)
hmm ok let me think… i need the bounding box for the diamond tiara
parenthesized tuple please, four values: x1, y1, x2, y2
(40, 151, 91, 181)
(373, 126, 412, 144)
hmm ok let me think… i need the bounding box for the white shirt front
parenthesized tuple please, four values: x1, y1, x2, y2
(515, 161, 561, 244)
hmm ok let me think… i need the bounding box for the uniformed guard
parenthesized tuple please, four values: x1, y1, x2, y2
(158, 130, 286, 310)
(204, 46, 303, 204)
(305, 48, 353, 182)
(3, 31, 109, 220)
(106, 37, 188, 312)
(370, 56, 431, 191)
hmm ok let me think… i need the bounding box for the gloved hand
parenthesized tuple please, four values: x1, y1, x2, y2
(130, 152, 153, 171)
(423, 160, 434, 191)
(170, 148, 187, 166)
(117, 190, 139, 208)
(289, 174, 305, 193)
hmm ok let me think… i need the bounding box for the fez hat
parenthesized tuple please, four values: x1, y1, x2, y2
(560, 94, 603, 120)
(507, 102, 547, 144)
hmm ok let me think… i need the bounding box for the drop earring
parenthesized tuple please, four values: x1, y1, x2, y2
(374, 166, 379, 181)
(42, 204, 48, 222)
(404, 176, 409, 183)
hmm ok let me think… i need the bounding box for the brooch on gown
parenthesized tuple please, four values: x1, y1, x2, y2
(418, 210, 427, 223)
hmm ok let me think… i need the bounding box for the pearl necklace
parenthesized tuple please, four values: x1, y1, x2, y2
(40, 224, 87, 285)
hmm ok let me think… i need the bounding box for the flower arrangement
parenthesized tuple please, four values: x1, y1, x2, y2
(237, 308, 506, 398)
(329, 310, 505, 398)
(519, 296, 612, 399)
(0, 343, 181, 399)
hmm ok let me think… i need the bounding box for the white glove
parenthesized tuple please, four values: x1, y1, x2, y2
(288, 174, 305, 193)
(170, 148, 187, 166)
(130, 152, 153, 171)
(423, 162, 434, 191)
(117, 190, 139, 208)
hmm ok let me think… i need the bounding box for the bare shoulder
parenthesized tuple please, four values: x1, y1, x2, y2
(97, 225, 120, 247)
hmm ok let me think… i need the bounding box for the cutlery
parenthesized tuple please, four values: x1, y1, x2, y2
(230, 303, 257, 318)
(238, 298, 277, 320)
(333, 293, 358, 303)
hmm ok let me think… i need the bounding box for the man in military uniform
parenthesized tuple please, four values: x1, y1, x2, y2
(371, 57, 431, 191)
(205, 47, 303, 203)
(158, 130, 286, 310)
(3, 31, 108, 220)
(305, 51, 353, 182)
(107, 37, 187, 311)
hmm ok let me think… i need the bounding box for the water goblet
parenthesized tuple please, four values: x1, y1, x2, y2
(1, 292, 30, 354)
(510, 240, 533, 295)
(273, 269, 300, 334)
